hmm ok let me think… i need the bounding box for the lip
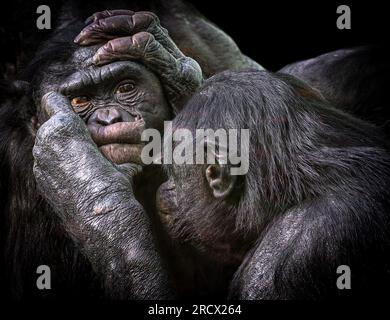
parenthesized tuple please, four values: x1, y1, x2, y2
(88, 119, 145, 147)
(99, 142, 145, 164)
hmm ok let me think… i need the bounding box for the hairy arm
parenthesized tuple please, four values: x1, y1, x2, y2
(231, 194, 389, 299)
(33, 92, 173, 299)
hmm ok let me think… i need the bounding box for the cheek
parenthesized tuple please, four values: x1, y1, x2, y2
(138, 97, 172, 130)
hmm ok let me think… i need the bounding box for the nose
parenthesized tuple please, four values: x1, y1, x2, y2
(87, 107, 133, 126)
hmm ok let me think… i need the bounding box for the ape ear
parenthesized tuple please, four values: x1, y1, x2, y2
(205, 164, 236, 199)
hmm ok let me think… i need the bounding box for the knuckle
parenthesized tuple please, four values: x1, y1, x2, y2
(102, 39, 115, 52)
(134, 31, 154, 43)
(86, 20, 103, 33)
(179, 57, 203, 81)
(41, 91, 56, 109)
(95, 19, 106, 30)
(138, 11, 159, 25)
(133, 32, 155, 50)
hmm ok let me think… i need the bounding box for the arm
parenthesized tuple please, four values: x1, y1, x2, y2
(230, 195, 386, 300)
(33, 92, 173, 299)
(278, 46, 389, 133)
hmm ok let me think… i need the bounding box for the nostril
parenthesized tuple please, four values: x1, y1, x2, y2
(94, 109, 123, 126)
(106, 109, 123, 125)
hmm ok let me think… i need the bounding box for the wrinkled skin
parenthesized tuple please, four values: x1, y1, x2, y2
(34, 70, 390, 299)
(44, 59, 169, 164)
(75, 9, 204, 114)
(2, 3, 265, 299)
(33, 92, 173, 298)
(37, 10, 203, 165)
(32, 11, 209, 299)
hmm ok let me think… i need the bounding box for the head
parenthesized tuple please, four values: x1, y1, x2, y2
(26, 24, 171, 164)
(156, 69, 372, 264)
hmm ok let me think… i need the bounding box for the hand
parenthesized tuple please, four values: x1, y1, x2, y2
(33, 92, 171, 299)
(75, 10, 203, 113)
(33, 92, 141, 222)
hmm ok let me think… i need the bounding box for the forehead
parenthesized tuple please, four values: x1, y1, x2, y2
(70, 45, 97, 67)
(54, 46, 160, 96)
(60, 61, 152, 92)
(68, 45, 155, 79)
(37, 45, 160, 101)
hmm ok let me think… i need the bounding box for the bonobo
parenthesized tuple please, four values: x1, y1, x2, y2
(39, 55, 170, 164)
(35, 11, 204, 164)
(157, 71, 390, 298)
(2, 5, 265, 298)
(33, 68, 390, 299)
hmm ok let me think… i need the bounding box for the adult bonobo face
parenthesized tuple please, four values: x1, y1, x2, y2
(35, 9, 204, 164)
(38, 46, 171, 164)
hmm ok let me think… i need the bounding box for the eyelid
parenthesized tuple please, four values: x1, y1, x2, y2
(70, 96, 91, 108)
(114, 80, 136, 94)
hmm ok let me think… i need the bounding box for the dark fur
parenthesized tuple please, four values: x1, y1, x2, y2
(0, 0, 259, 299)
(0, 77, 102, 300)
(1, 1, 389, 300)
(0, 2, 160, 300)
(169, 70, 390, 299)
(0, 7, 105, 298)
(280, 46, 390, 136)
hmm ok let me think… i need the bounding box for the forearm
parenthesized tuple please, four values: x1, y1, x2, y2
(33, 93, 174, 299)
(74, 188, 174, 299)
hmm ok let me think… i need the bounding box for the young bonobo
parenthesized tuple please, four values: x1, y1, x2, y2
(33, 70, 390, 299)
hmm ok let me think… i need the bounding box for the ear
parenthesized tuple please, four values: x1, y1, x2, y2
(205, 164, 236, 199)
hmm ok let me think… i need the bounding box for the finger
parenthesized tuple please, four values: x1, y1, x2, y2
(116, 163, 143, 178)
(42, 92, 73, 116)
(92, 32, 202, 112)
(38, 92, 75, 124)
(99, 143, 144, 165)
(76, 12, 159, 45)
(84, 9, 134, 25)
(76, 12, 181, 58)
(88, 119, 145, 146)
(93, 32, 176, 71)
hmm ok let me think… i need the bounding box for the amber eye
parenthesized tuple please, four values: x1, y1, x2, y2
(70, 96, 90, 109)
(115, 82, 135, 94)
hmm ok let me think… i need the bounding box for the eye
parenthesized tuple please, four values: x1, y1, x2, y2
(70, 96, 90, 109)
(115, 82, 135, 94)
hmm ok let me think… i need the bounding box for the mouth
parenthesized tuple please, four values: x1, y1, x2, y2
(87, 118, 146, 164)
(87, 117, 145, 147)
(99, 143, 145, 164)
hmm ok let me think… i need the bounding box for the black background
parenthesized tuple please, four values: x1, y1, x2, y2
(0, 0, 389, 312)
(0, 0, 388, 74)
